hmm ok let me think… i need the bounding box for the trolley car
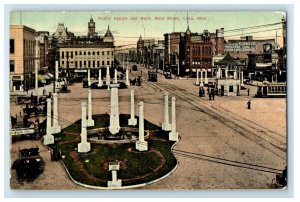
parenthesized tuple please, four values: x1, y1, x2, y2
(256, 82, 286, 98)
(148, 70, 157, 82)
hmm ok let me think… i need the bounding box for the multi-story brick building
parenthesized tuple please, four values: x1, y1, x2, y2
(10, 25, 37, 92)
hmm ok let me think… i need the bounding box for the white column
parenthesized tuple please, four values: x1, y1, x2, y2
(51, 93, 61, 134)
(44, 98, 54, 145)
(34, 37, 39, 96)
(125, 68, 130, 86)
(241, 71, 244, 86)
(55, 61, 60, 89)
(78, 102, 91, 153)
(195, 69, 199, 85)
(98, 68, 103, 87)
(162, 92, 171, 131)
(109, 84, 120, 135)
(87, 89, 94, 127)
(128, 90, 137, 126)
(204, 69, 208, 84)
(169, 97, 179, 141)
(114, 69, 118, 84)
(135, 102, 148, 151)
(106, 66, 111, 85)
(200, 70, 203, 86)
(88, 69, 91, 87)
(225, 67, 228, 79)
(234, 67, 237, 80)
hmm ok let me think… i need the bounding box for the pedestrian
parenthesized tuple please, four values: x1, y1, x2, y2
(209, 92, 212, 100)
(247, 100, 251, 109)
(248, 88, 250, 96)
(212, 89, 215, 100)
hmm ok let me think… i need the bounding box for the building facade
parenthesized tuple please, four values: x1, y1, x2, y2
(10, 25, 37, 92)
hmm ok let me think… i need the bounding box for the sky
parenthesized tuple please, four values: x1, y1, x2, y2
(10, 11, 285, 47)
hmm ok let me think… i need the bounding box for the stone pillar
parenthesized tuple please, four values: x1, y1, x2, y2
(241, 71, 244, 86)
(55, 61, 60, 89)
(98, 69, 103, 87)
(78, 102, 91, 153)
(135, 102, 148, 151)
(225, 68, 228, 79)
(169, 97, 179, 141)
(87, 89, 94, 127)
(44, 98, 54, 145)
(200, 70, 203, 86)
(162, 92, 171, 131)
(204, 69, 208, 84)
(128, 90, 137, 126)
(125, 68, 130, 86)
(114, 69, 118, 84)
(106, 66, 111, 86)
(51, 93, 61, 134)
(109, 84, 120, 135)
(195, 69, 199, 85)
(88, 69, 91, 87)
(35, 37, 39, 96)
(107, 162, 122, 188)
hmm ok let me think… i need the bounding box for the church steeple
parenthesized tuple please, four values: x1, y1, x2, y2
(103, 25, 114, 44)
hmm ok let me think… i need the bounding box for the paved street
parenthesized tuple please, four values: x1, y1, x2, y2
(10, 64, 286, 190)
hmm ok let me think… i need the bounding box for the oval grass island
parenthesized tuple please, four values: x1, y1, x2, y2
(49, 114, 178, 189)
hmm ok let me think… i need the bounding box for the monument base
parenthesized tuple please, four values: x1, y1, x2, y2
(87, 119, 95, 127)
(43, 134, 54, 145)
(128, 118, 137, 126)
(107, 179, 122, 188)
(169, 131, 179, 141)
(204, 80, 208, 85)
(195, 82, 200, 86)
(135, 141, 148, 151)
(51, 125, 61, 134)
(97, 82, 103, 87)
(109, 125, 120, 135)
(162, 123, 172, 131)
(78, 142, 91, 153)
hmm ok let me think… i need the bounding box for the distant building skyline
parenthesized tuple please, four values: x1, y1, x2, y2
(10, 11, 285, 47)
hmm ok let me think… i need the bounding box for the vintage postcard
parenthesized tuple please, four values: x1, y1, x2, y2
(9, 10, 287, 190)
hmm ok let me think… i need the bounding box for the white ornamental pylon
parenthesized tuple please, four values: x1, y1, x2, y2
(125, 68, 130, 86)
(87, 89, 94, 127)
(135, 102, 148, 151)
(204, 69, 208, 84)
(98, 68, 103, 87)
(114, 69, 118, 84)
(200, 70, 203, 86)
(128, 90, 137, 126)
(195, 69, 200, 86)
(51, 93, 61, 134)
(88, 69, 91, 87)
(43, 98, 54, 145)
(78, 102, 91, 153)
(108, 84, 120, 135)
(106, 66, 111, 85)
(162, 92, 171, 131)
(169, 97, 179, 141)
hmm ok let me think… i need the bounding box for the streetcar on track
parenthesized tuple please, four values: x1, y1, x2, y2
(255, 82, 286, 98)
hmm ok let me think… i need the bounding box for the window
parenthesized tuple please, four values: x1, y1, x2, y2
(229, 85, 233, 92)
(102, 61, 104, 65)
(97, 51, 100, 55)
(62, 61, 64, 65)
(93, 51, 95, 55)
(93, 61, 95, 67)
(107, 51, 110, 55)
(80, 61, 82, 67)
(75, 61, 78, 67)
(84, 51, 86, 55)
(10, 39, 14, 53)
(88, 51, 90, 55)
(102, 51, 104, 55)
(107, 61, 110, 65)
(88, 61, 91, 67)
(10, 60, 15, 72)
(62, 51, 64, 59)
(75, 51, 77, 55)
(97, 61, 100, 67)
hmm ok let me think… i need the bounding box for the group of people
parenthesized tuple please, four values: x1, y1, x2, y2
(207, 87, 216, 101)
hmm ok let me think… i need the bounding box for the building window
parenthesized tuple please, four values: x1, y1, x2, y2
(102, 51, 104, 55)
(93, 51, 95, 55)
(75, 61, 78, 67)
(62, 61, 64, 65)
(93, 61, 95, 68)
(79, 51, 82, 55)
(84, 61, 86, 67)
(88, 61, 91, 67)
(97, 61, 100, 67)
(10, 60, 15, 72)
(107, 61, 110, 65)
(62, 51, 64, 59)
(229, 85, 233, 92)
(80, 61, 82, 67)
(10, 39, 15, 53)
(88, 51, 90, 55)
(84, 51, 86, 55)
(102, 61, 104, 65)
(75, 51, 77, 55)
(97, 51, 100, 55)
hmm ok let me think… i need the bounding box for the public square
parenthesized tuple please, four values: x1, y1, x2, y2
(10, 64, 286, 190)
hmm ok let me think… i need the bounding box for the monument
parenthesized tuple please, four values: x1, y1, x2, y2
(106, 66, 111, 85)
(162, 92, 171, 131)
(78, 102, 91, 153)
(87, 69, 91, 87)
(51, 93, 61, 134)
(195, 69, 200, 86)
(98, 68, 103, 87)
(114, 69, 118, 84)
(128, 90, 137, 126)
(43, 98, 54, 145)
(169, 97, 179, 141)
(135, 102, 148, 151)
(108, 83, 120, 134)
(107, 161, 122, 188)
(125, 68, 130, 86)
(87, 89, 95, 127)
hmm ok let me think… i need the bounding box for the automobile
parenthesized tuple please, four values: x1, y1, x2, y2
(132, 64, 138, 71)
(90, 82, 107, 89)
